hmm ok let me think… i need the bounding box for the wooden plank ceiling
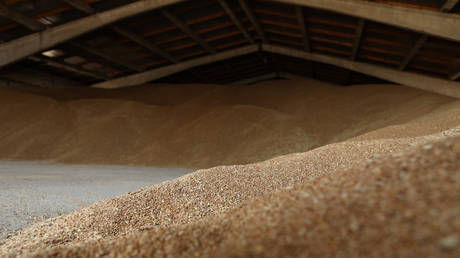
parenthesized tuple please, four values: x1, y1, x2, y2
(0, 0, 459, 86)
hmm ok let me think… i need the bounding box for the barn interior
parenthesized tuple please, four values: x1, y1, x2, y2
(0, 1, 460, 257)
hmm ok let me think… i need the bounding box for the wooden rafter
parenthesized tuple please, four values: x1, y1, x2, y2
(69, 42, 144, 72)
(0, 2, 142, 75)
(0, 4, 46, 31)
(60, 0, 178, 64)
(28, 55, 108, 80)
(110, 26, 178, 63)
(350, 19, 366, 61)
(450, 71, 460, 81)
(59, 0, 94, 13)
(218, 0, 254, 44)
(295, 6, 311, 52)
(2, 0, 460, 69)
(262, 44, 460, 98)
(398, 35, 428, 70)
(0, 2, 112, 79)
(397, 0, 457, 72)
(238, 0, 267, 43)
(0, 0, 184, 67)
(441, 0, 459, 12)
(162, 9, 215, 54)
(231, 72, 278, 85)
(92, 45, 258, 89)
(161, 9, 245, 81)
(92, 43, 460, 98)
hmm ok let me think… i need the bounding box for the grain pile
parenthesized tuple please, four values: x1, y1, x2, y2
(29, 135, 460, 258)
(0, 79, 460, 257)
(0, 79, 457, 168)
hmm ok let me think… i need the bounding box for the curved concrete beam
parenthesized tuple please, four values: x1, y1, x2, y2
(262, 44, 460, 99)
(92, 45, 258, 89)
(0, 0, 185, 67)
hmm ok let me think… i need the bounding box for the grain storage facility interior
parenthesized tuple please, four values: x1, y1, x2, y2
(1, 1, 460, 257)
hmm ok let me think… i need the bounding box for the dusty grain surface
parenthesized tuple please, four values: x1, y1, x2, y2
(0, 80, 459, 257)
(0, 79, 457, 168)
(30, 136, 460, 258)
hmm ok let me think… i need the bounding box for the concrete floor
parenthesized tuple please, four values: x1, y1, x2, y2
(0, 162, 191, 239)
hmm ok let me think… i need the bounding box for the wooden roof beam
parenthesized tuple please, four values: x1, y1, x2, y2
(441, 0, 459, 12)
(350, 19, 365, 61)
(110, 26, 178, 63)
(28, 55, 108, 80)
(162, 10, 215, 54)
(69, 42, 143, 72)
(398, 35, 427, 70)
(450, 71, 460, 81)
(59, 0, 94, 13)
(0, 4, 46, 31)
(92, 45, 258, 89)
(295, 6, 311, 52)
(231, 72, 277, 85)
(274, 0, 460, 42)
(0, 0, 185, 67)
(1, 1, 145, 75)
(160, 9, 244, 81)
(60, 0, 178, 63)
(262, 44, 460, 98)
(397, 1, 457, 71)
(218, 0, 254, 44)
(2, 0, 460, 68)
(238, 0, 267, 43)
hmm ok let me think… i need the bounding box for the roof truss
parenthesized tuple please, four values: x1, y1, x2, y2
(1, 0, 460, 68)
(0, 0, 459, 96)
